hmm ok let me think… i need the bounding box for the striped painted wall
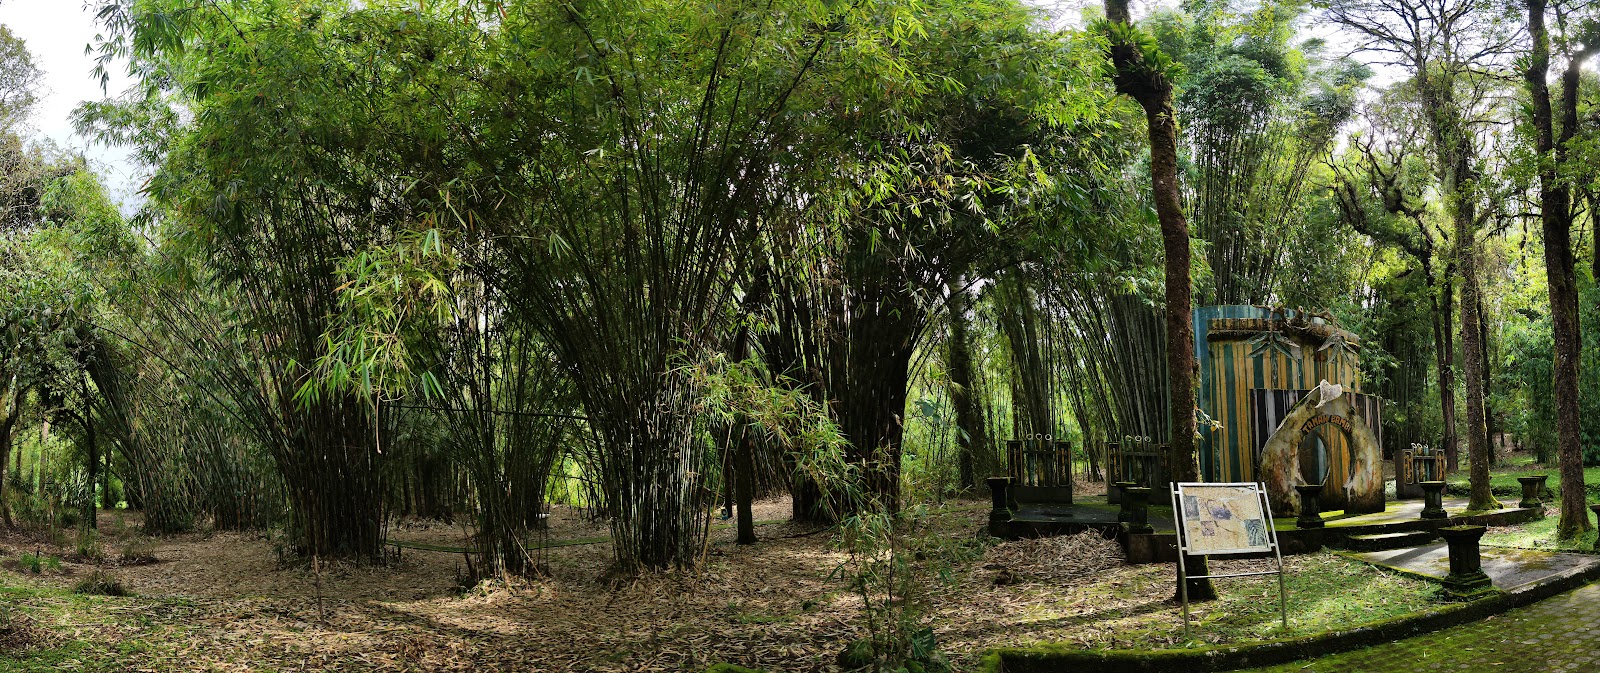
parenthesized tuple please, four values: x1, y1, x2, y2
(1195, 307, 1365, 499)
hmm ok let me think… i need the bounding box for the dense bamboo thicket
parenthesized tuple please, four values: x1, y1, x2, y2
(0, 0, 1595, 614)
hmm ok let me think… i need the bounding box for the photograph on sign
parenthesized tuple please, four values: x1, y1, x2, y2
(1177, 484, 1272, 554)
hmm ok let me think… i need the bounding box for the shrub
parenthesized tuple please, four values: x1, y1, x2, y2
(73, 570, 130, 597)
(75, 529, 103, 562)
(119, 538, 158, 565)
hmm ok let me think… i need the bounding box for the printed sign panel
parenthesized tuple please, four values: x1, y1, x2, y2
(1177, 483, 1272, 555)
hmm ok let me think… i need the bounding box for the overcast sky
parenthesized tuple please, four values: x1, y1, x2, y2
(0, 1, 138, 211)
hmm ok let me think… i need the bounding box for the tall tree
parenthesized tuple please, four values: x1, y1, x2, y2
(1099, 0, 1214, 601)
(1325, 0, 1514, 511)
(1523, 0, 1593, 538)
(0, 22, 40, 132)
(1331, 100, 1461, 471)
(944, 278, 989, 491)
(1176, 1, 1366, 306)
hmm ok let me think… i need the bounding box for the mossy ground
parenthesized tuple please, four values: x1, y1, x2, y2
(1238, 581, 1600, 672)
(1481, 509, 1600, 552)
(0, 582, 170, 673)
(1445, 459, 1600, 505)
(1437, 454, 1600, 552)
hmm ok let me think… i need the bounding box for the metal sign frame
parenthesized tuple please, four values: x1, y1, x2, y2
(1170, 482, 1288, 640)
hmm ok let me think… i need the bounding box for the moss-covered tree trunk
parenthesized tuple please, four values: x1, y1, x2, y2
(1410, 51, 1497, 511)
(1454, 203, 1495, 511)
(1429, 273, 1460, 472)
(1524, 0, 1592, 538)
(0, 409, 14, 528)
(1101, 0, 1214, 602)
(946, 278, 988, 492)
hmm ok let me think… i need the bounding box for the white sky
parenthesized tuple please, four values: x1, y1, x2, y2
(0, 1, 139, 212)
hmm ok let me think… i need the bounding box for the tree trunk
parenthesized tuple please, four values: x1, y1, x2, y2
(85, 406, 98, 529)
(1429, 272, 1460, 472)
(947, 279, 987, 491)
(834, 329, 915, 512)
(1414, 52, 1496, 511)
(1457, 228, 1496, 511)
(0, 411, 15, 528)
(721, 445, 735, 519)
(1476, 289, 1496, 468)
(278, 399, 383, 558)
(1101, 0, 1214, 601)
(1525, 1, 1591, 537)
(791, 477, 825, 522)
(735, 433, 756, 545)
(102, 451, 112, 511)
(1588, 189, 1600, 283)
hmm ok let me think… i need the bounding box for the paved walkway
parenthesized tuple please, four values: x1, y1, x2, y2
(1347, 544, 1600, 592)
(1247, 582, 1600, 672)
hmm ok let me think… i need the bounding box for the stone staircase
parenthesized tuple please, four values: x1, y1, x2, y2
(1339, 529, 1440, 552)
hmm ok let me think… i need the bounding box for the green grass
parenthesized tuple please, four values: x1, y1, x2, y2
(1445, 464, 1600, 504)
(1481, 513, 1600, 552)
(13, 553, 60, 575)
(1190, 553, 1439, 643)
(0, 573, 172, 672)
(1017, 551, 1440, 651)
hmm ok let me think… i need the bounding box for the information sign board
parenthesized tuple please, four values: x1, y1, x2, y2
(1170, 482, 1287, 638)
(1177, 484, 1273, 555)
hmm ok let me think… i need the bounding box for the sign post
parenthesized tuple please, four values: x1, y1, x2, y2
(1170, 482, 1287, 640)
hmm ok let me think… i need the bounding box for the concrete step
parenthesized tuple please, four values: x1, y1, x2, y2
(1340, 530, 1439, 552)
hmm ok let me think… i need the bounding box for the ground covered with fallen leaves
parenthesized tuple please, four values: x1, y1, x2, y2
(0, 494, 1443, 672)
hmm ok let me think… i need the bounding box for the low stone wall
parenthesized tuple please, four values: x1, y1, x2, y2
(979, 551, 1600, 673)
(1119, 506, 1541, 565)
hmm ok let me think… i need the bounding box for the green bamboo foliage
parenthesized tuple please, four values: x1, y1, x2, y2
(1179, 3, 1366, 306)
(427, 281, 573, 578)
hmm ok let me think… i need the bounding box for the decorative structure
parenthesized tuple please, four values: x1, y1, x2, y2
(1295, 484, 1325, 528)
(1194, 306, 1383, 516)
(986, 477, 1013, 528)
(1005, 436, 1072, 506)
(1255, 380, 1385, 516)
(1420, 481, 1449, 519)
(1438, 525, 1493, 599)
(1106, 436, 1167, 495)
(1518, 476, 1548, 510)
(1398, 444, 1447, 499)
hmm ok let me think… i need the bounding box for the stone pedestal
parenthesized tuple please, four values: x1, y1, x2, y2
(1590, 505, 1600, 553)
(1116, 483, 1136, 524)
(1420, 481, 1449, 520)
(1123, 486, 1154, 534)
(986, 477, 1012, 527)
(1438, 525, 1493, 599)
(1295, 484, 1325, 529)
(1518, 475, 1548, 509)
(1110, 480, 1136, 507)
(1113, 481, 1137, 521)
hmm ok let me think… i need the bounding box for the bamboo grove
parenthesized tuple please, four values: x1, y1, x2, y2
(0, 0, 1599, 581)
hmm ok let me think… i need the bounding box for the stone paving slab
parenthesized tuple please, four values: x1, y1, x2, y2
(1347, 544, 1600, 592)
(1323, 497, 1522, 528)
(1245, 582, 1600, 672)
